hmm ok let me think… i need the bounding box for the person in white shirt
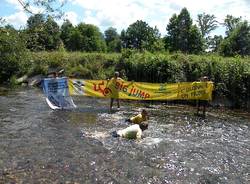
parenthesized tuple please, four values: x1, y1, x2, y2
(111, 122, 148, 139)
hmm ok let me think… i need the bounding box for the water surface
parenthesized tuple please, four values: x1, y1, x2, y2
(0, 87, 249, 183)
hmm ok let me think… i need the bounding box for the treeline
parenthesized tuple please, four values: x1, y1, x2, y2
(1, 8, 250, 56)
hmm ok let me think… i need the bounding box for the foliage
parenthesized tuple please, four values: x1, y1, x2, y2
(60, 19, 74, 50)
(44, 16, 61, 50)
(207, 35, 223, 52)
(104, 27, 121, 52)
(1, 46, 249, 107)
(224, 15, 242, 36)
(121, 20, 163, 52)
(197, 13, 218, 50)
(219, 21, 250, 56)
(197, 13, 218, 38)
(68, 23, 107, 52)
(165, 8, 204, 54)
(26, 14, 61, 51)
(24, 51, 250, 107)
(0, 28, 27, 83)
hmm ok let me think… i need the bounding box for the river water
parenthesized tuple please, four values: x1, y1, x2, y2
(0, 87, 249, 184)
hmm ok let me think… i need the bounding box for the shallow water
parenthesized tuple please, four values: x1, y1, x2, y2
(0, 87, 249, 183)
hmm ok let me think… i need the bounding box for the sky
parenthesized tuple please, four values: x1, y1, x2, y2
(1, 0, 250, 37)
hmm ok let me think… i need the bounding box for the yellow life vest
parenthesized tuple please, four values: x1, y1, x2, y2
(130, 114, 147, 124)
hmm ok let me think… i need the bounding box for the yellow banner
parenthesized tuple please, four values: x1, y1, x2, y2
(68, 78, 213, 100)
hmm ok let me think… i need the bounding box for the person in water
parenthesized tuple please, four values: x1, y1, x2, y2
(111, 122, 148, 139)
(196, 76, 209, 117)
(125, 109, 149, 124)
(108, 71, 123, 111)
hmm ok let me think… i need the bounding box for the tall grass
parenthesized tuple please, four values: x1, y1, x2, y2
(22, 51, 250, 108)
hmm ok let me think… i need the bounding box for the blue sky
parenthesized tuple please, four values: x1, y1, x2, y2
(1, 0, 250, 37)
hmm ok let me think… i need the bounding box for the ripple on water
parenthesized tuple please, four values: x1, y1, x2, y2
(0, 88, 249, 183)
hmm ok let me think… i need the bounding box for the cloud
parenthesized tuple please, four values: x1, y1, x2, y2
(70, 0, 250, 36)
(70, 0, 175, 34)
(64, 11, 78, 25)
(3, 0, 250, 35)
(3, 11, 28, 29)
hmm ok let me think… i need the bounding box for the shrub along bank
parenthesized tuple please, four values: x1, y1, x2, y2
(3, 51, 250, 108)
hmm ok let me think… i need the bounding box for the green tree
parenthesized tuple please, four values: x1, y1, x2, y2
(164, 14, 178, 51)
(208, 35, 223, 52)
(27, 13, 45, 29)
(26, 14, 46, 51)
(165, 8, 204, 53)
(121, 20, 161, 51)
(197, 13, 218, 50)
(197, 13, 218, 38)
(224, 15, 242, 35)
(120, 29, 127, 48)
(104, 27, 121, 52)
(43, 16, 61, 50)
(188, 25, 204, 54)
(68, 28, 81, 51)
(219, 21, 250, 56)
(26, 14, 60, 51)
(0, 28, 26, 83)
(60, 19, 74, 50)
(69, 23, 106, 52)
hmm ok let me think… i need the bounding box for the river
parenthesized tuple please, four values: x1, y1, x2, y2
(0, 87, 249, 183)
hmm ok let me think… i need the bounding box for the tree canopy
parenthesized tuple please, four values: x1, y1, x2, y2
(1, 6, 249, 57)
(197, 13, 218, 38)
(104, 27, 121, 52)
(165, 8, 203, 54)
(121, 20, 162, 51)
(69, 23, 106, 52)
(220, 21, 250, 56)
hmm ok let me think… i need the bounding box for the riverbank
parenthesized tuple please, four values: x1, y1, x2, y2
(2, 51, 250, 108)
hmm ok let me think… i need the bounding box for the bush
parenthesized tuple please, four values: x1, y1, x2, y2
(4, 50, 250, 108)
(0, 29, 27, 83)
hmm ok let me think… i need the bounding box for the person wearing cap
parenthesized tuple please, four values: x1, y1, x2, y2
(111, 121, 149, 139)
(108, 71, 123, 111)
(125, 109, 149, 125)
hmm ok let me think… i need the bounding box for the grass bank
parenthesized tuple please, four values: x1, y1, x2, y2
(12, 51, 250, 108)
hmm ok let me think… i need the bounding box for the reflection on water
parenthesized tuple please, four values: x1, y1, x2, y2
(0, 87, 249, 183)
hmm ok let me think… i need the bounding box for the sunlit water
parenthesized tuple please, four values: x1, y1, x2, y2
(0, 87, 249, 183)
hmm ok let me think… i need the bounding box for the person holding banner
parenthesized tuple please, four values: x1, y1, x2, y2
(196, 76, 209, 117)
(108, 71, 123, 111)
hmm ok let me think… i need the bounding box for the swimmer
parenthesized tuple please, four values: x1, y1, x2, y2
(125, 109, 149, 125)
(111, 122, 148, 140)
